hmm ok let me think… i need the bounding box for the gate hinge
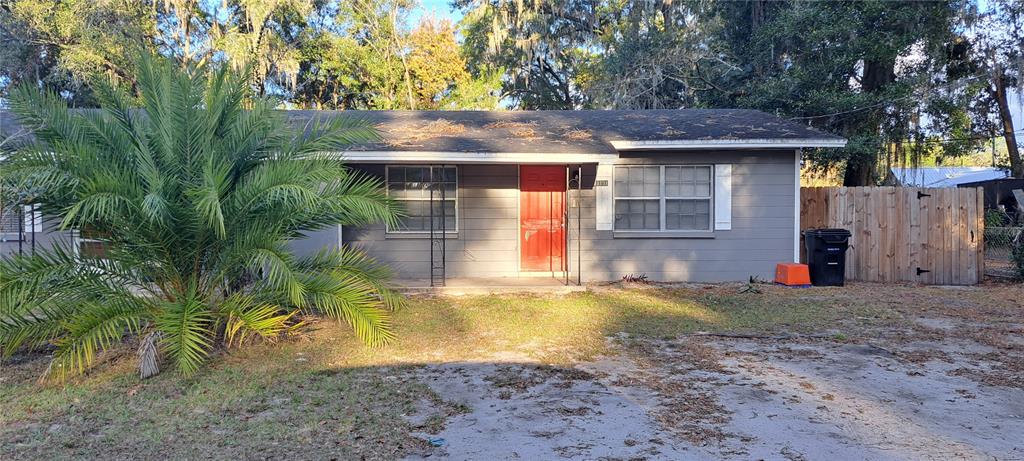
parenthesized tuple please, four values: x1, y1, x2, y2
(917, 191, 931, 199)
(916, 267, 931, 275)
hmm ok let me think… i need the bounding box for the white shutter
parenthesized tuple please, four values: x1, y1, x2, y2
(714, 164, 732, 230)
(595, 163, 614, 230)
(23, 205, 41, 233)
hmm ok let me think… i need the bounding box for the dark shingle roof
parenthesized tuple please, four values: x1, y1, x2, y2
(288, 109, 842, 155)
(3, 109, 843, 155)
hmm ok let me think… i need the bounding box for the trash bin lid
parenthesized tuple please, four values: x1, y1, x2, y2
(802, 228, 851, 237)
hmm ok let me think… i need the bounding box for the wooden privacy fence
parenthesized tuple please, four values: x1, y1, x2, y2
(800, 187, 984, 285)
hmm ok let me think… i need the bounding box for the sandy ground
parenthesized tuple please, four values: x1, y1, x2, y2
(405, 362, 697, 460)
(660, 338, 1024, 460)
(405, 316, 1024, 460)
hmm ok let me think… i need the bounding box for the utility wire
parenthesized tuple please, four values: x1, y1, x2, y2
(786, 75, 986, 121)
(900, 128, 1024, 145)
(788, 97, 913, 121)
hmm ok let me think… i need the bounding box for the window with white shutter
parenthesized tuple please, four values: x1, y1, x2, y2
(613, 165, 713, 232)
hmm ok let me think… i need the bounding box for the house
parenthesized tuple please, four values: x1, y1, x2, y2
(957, 178, 1024, 226)
(889, 166, 1009, 188)
(2, 109, 845, 285)
(287, 110, 845, 285)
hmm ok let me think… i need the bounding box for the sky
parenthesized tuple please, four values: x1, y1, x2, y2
(409, 0, 463, 25)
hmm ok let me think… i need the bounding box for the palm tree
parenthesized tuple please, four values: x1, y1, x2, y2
(0, 55, 403, 381)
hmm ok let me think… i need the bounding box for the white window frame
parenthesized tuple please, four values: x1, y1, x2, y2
(385, 165, 458, 234)
(613, 164, 714, 233)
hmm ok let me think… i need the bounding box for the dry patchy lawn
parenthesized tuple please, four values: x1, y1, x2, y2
(2, 282, 1022, 460)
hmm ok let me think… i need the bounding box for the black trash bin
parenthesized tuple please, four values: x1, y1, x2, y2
(803, 228, 852, 286)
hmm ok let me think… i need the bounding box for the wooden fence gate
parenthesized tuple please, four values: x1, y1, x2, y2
(800, 187, 984, 285)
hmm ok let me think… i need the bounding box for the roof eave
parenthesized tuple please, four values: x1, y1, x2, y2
(337, 150, 616, 164)
(609, 138, 848, 150)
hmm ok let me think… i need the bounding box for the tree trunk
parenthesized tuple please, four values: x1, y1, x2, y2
(841, 57, 896, 186)
(752, 0, 764, 32)
(400, 53, 416, 110)
(751, 0, 765, 76)
(843, 158, 874, 186)
(993, 65, 1023, 178)
(390, 6, 416, 110)
(660, 1, 675, 33)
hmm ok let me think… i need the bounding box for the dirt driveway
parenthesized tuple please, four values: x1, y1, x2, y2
(405, 284, 1024, 461)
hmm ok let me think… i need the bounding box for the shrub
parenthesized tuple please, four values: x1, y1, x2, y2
(1012, 239, 1024, 279)
(0, 55, 403, 380)
(985, 209, 1011, 227)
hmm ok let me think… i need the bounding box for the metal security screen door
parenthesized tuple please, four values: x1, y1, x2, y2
(520, 165, 567, 272)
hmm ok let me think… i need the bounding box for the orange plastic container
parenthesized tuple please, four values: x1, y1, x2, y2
(775, 263, 811, 287)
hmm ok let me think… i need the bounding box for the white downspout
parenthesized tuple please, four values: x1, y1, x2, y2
(794, 149, 801, 263)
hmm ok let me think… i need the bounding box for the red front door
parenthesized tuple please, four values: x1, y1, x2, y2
(520, 165, 566, 272)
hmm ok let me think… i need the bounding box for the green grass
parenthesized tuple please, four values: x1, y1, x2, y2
(332, 285, 887, 366)
(1, 341, 433, 460)
(0, 284, 897, 460)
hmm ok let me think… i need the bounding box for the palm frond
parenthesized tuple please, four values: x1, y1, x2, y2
(295, 274, 395, 346)
(324, 170, 403, 229)
(220, 294, 295, 348)
(228, 160, 325, 219)
(285, 115, 379, 159)
(0, 284, 69, 357)
(89, 74, 139, 138)
(246, 245, 305, 305)
(136, 55, 179, 172)
(154, 294, 213, 376)
(7, 85, 94, 151)
(61, 190, 138, 230)
(297, 247, 404, 311)
(0, 246, 152, 379)
(0, 316, 65, 358)
(221, 98, 278, 162)
(191, 159, 232, 239)
(45, 299, 146, 381)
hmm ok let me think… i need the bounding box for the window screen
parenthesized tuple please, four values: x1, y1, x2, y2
(386, 166, 457, 232)
(0, 207, 21, 234)
(614, 165, 713, 232)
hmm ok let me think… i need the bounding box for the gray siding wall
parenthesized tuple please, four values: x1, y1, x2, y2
(572, 150, 796, 282)
(340, 164, 522, 279)
(4, 151, 794, 280)
(324, 150, 797, 282)
(0, 218, 75, 258)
